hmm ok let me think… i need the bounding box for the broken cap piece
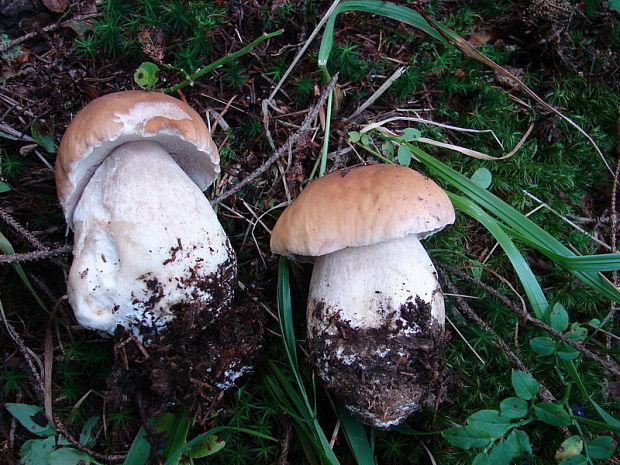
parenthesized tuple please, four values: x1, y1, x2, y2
(55, 90, 220, 226)
(270, 163, 455, 258)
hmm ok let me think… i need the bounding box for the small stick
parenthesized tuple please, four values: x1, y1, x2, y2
(0, 13, 99, 53)
(0, 207, 50, 250)
(438, 269, 557, 403)
(211, 74, 339, 206)
(439, 263, 620, 377)
(0, 245, 71, 264)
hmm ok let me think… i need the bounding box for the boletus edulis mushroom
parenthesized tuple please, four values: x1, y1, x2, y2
(270, 164, 455, 427)
(56, 91, 261, 406)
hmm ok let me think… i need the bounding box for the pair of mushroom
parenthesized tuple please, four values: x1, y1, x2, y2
(57, 91, 454, 427)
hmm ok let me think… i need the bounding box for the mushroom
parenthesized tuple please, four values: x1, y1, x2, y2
(55, 91, 236, 341)
(270, 164, 455, 427)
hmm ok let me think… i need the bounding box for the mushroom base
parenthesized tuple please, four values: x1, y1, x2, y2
(308, 296, 446, 427)
(107, 256, 266, 416)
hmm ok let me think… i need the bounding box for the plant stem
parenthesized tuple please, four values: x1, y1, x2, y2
(160, 30, 284, 93)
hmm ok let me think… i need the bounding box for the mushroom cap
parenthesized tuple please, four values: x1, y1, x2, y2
(270, 164, 455, 258)
(56, 90, 219, 226)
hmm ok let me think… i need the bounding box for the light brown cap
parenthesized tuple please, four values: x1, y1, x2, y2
(270, 164, 455, 258)
(55, 90, 219, 225)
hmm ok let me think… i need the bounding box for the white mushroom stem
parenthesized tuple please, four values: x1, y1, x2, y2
(69, 140, 235, 339)
(307, 234, 444, 337)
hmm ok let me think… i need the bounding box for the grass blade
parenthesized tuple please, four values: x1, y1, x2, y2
(0, 230, 47, 312)
(563, 360, 620, 429)
(408, 144, 620, 304)
(274, 257, 341, 465)
(123, 425, 151, 465)
(318, 0, 447, 76)
(337, 406, 375, 465)
(448, 193, 549, 319)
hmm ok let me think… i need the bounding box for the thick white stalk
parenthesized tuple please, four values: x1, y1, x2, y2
(69, 140, 235, 338)
(307, 234, 445, 427)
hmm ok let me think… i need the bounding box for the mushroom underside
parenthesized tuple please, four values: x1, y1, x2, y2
(307, 235, 446, 427)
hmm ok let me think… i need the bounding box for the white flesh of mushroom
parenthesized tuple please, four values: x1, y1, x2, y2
(307, 234, 444, 426)
(69, 140, 234, 339)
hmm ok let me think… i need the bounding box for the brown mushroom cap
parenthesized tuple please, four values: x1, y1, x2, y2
(270, 164, 455, 258)
(55, 90, 219, 225)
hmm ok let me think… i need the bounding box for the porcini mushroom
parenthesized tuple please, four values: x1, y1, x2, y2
(270, 164, 455, 427)
(55, 91, 236, 341)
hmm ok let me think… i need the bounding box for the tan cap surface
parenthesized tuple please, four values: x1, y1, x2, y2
(270, 164, 455, 257)
(56, 90, 219, 225)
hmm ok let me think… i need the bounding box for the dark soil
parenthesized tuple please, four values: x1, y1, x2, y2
(108, 284, 266, 420)
(308, 296, 447, 427)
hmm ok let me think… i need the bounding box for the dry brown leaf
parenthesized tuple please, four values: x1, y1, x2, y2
(42, 0, 69, 13)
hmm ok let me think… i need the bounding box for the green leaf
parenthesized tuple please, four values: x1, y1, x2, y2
(188, 435, 225, 459)
(30, 124, 56, 153)
(382, 141, 394, 156)
(6, 403, 55, 437)
(133, 62, 159, 90)
(401, 127, 421, 141)
(349, 131, 361, 143)
(557, 344, 580, 360)
(47, 447, 100, 465)
(79, 416, 99, 449)
(558, 455, 587, 465)
(0, 129, 19, 140)
(21, 437, 56, 465)
(588, 436, 616, 459)
(555, 436, 583, 460)
(0, 181, 10, 193)
(565, 325, 587, 342)
(530, 337, 556, 356)
(507, 429, 532, 456)
(563, 359, 620, 428)
(549, 303, 569, 331)
(499, 398, 528, 419)
(534, 403, 571, 426)
(470, 167, 492, 189)
(472, 452, 491, 465)
(488, 438, 515, 465)
(609, 0, 620, 10)
(466, 410, 512, 437)
(511, 370, 538, 400)
(397, 144, 412, 166)
(123, 425, 151, 465)
(442, 425, 493, 449)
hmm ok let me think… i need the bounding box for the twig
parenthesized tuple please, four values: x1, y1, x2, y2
(522, 190, 612, 251)
(347, 66, 406, 120)
(0, 13, 99, 52)
(52, 415, 126, 463)
(211, 74, 339, 206)
(439, 263, 620, 377)
(413, 5, 614, 178)
(0, 245, 71, 264)
(0, 207, 50, 250)
(0, 299, 43, 398)
(437, 268, 557, 403)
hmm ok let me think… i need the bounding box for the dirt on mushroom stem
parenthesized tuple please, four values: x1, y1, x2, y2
(308, 296, 449, 427)
(107, 246, 267, 419)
